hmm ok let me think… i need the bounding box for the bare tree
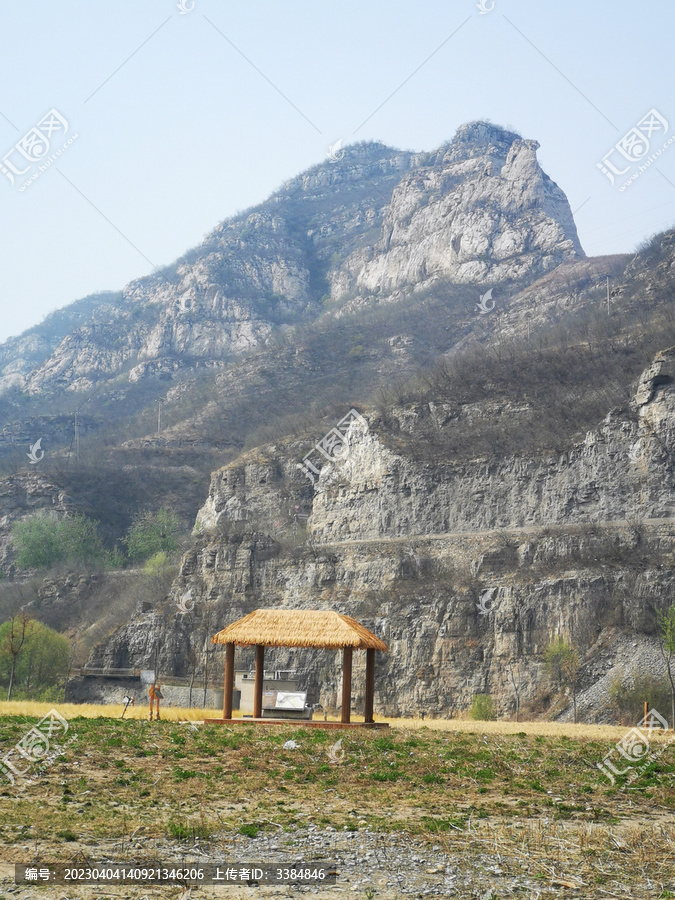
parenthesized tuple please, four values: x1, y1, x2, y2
(187, 644, 198, 709)
(507, 659, 522, 722)
(545, 637, 581, 723)
(4, 613, 34, 701)
(658, 603, 675, 727)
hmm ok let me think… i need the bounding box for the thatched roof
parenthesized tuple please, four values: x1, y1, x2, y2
(212, 609, 388, 651)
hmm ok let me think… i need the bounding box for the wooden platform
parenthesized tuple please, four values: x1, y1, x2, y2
(203, 717, 389, 729)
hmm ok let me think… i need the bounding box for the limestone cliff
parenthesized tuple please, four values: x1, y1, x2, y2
(331, 123, 582, 303)
(89, 349, 675, 721)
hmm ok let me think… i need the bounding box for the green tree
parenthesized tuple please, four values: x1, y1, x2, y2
(658, 603, 675, 728)
(21, 622, 71, 696)
(124, 509, 181, 562)
(58, 515, 108, 566)
(545, 637, 581, 723)
(12, 517, 63, 569)
(469, 693, 495, 720)
(12, 513, 108, 571)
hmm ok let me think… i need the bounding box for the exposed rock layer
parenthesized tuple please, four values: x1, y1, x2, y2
(90, 351, 675, 719)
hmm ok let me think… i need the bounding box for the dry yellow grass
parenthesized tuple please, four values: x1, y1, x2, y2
(2, 700, 671, 743)
(0, 699, 229, 722)
(388, 715, 675, 743)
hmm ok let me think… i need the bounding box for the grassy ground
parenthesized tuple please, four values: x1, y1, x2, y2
(0, 703, 674, 898)
(0, 700, 666, 742)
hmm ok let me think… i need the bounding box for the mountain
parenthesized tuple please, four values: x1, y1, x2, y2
(0, 122, 581, 399)
(2, 120, 675, 722)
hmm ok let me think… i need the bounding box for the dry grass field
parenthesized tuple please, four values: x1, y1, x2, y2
(1, 700, 670, 744)
(0, 701, 673, 898)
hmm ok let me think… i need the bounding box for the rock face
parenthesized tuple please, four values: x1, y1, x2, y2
(0, 123, 582, 397)
(634, 346, 675, 408)
(88, 349, 675, 720)
(331, 123, 583, 301)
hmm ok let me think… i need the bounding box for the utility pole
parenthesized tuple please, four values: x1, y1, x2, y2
(606, 276, 611, 315)
(156, 399, 164, 436)
(74, 412, 80, 462)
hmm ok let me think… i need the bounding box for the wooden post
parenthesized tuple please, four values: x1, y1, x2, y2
(341, 646, 353, 724)
(364, 648, 375, 724)
(222, 642, 234, 720)
(254, 645, 264, 719)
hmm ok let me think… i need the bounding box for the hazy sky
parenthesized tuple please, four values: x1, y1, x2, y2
(1, 0, 674, 342)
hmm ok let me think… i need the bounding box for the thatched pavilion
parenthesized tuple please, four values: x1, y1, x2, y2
(206, 609, 389, 728)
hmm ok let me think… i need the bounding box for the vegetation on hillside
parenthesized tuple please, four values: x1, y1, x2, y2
(610, 672, 673, 726)
(0, 616, 70, 699)
(123, 508, 182, 562)
(11, 513, 112, 571)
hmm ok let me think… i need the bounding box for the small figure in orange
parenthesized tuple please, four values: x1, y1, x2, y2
(148, 683, 163, 721)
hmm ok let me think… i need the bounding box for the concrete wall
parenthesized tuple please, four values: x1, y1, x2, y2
(65, 676, 238, 711)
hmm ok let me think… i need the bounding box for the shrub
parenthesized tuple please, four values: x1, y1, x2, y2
(545, 637, 581, 722)
(469, 694, 496, 720)
(0, 619, 71, 698)
(142, 551, 172, 577)
(12, 513, 108, 571)
(167, 820, 212, 841)
(609, 672, 671, 726)
(124, 508, 181, 562)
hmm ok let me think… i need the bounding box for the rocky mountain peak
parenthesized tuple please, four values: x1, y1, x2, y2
(331, 123, 583, 301)
(1, 121, 582, 397)
(434, 120, 524, 164)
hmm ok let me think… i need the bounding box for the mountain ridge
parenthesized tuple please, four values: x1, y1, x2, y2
(0, 121, 582, 400)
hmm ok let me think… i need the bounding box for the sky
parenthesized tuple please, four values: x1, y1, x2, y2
(0, 0, 674, 343)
